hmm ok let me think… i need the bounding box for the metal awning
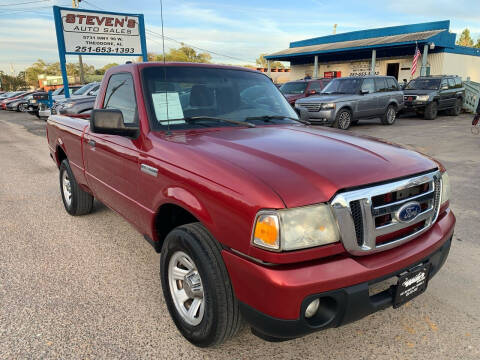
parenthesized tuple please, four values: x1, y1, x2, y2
(267, 30, 444, 59)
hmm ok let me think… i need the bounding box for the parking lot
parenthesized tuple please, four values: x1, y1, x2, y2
(0, 110, 479, 359)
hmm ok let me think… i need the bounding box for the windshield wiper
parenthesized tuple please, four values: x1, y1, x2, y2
(245, 115, 310, 125)
(169, 116, 256, 128)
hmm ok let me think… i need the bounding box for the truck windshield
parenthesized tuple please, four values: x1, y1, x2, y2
(406, 78, 441, 90)
(142, 66, 299, 130)
(73, 83, 94, 95)
(321, 78, 362, 94)
(279, 82, 307, 95)
(52, 88, 64, 96)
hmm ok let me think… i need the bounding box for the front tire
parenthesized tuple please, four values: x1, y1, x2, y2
(18, 103, 27, 112)
(160, 223, 241, 347)
(59, 159, 93, 216)
(382, 105, 397, 125)
(424, 101, 438, 120)
(333, 109, 352, 130)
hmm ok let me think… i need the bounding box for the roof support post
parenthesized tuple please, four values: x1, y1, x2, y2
(420, 44, 429, 76)
(267, 60, 271, 76)
(313, 55, 318, 78)
(370, 49, 376, 75)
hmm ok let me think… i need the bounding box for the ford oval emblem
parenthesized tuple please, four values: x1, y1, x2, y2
(396, 201, 421, 223)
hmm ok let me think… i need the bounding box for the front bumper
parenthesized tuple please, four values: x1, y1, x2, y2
(223, 209, 455, 339)
(404, 101, 429, 110)
(296, 106, 335, 124)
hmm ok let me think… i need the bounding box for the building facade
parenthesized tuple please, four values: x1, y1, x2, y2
(266, 21, 480, 83)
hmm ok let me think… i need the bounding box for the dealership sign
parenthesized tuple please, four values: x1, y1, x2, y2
(53, 6, 147, 97)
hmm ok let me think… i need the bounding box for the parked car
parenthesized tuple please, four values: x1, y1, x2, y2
(46, 62, 454, 347)
(295, 76, 403, 129)
(5, 91, 36, 111)
(26, 92, 48, 117)
(55, 89, 98, 116)
(403, 75, 464, 119)
(40, 84, 96, 118)
(280, 78, 331, 106)
(1, 91, 29, 110)
(0, 91, 24, 101)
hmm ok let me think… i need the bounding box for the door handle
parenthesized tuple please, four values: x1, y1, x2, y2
(88, 139, 96, 147)
(140, 164, 158, 177)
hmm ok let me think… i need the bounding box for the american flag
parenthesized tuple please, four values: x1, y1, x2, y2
(411, 45, 421, 76)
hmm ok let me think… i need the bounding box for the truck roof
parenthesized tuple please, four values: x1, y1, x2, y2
(110, 61, 262, 74)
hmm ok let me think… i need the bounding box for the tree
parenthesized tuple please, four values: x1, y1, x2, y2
(256, 54, 285, 69)
(95, 63, 119, 75)
(0, 73, 28, 91)
(137, 45, 212, 63)
(475, 39, 480, 48)
(456, 29, 474, 47)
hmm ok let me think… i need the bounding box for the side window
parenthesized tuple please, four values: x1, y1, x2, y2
(103, 73, 138, 124)
(308, 82, 322, 92)
(455, 77, 462, 88)
(386, 78, 399, 91)
(374, 78, 388, 92)
(447, 78, 456, 89)
(361, 78, 375, 94)
(441, 79, 448, 89)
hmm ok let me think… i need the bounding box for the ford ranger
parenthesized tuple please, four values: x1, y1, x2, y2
(46, 62, 455, 347)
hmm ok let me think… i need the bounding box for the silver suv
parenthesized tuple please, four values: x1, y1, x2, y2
(295, 76, 404, 129)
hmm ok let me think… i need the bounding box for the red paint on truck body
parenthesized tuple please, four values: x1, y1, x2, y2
(46, 62, 455, 321)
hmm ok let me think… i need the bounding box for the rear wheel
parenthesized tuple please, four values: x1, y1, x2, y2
(160, 223, 241, 347)
(448, 98, 462, 116)
(381, 105, 397, 125)
(424, 102, 438, 120)
(59, 159, 93, 216)
(333, 109, 352, 130)
(18, 103, 27, 112)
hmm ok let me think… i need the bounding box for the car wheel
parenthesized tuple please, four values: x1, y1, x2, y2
(382, 105, 397, 125)
(424, 102, 438, 120)
(18, 103, 27, 112)
(333, 109, 352, 130)
(160, 223, 241, 347)
(448, 98, 462, 116)
(59, 159, 94, 216)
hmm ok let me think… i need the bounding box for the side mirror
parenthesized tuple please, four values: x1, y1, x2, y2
(307, 89, 317, 96)
(360, 89, 370, 95)
(90, 109, 139, 137)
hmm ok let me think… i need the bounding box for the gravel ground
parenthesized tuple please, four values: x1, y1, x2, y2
(0, 111, 479, 359)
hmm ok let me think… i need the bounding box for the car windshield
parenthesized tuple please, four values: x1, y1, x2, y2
(279, 82, 307, 95)
(73, 83, 94, 95)
(321, 78, 362, 94)
(406, 78, 441, 90)
(142, 66, 299, 130)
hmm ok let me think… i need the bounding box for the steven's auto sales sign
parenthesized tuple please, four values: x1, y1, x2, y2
(60, 9, 143, 55)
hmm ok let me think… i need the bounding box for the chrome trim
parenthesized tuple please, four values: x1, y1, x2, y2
(140, 164, 158, 177)
(331, 171, 441, 256)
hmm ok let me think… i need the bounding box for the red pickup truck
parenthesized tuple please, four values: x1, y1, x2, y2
(46, 62, 455, 347)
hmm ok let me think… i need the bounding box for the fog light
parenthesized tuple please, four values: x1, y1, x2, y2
(305, 299, 320, 318)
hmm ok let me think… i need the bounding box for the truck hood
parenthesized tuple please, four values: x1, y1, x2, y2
(296, 93, 358, 104)
(168, 125, 437, 208)
(403, 89, 437, 96)
(284, 94, 305, 103)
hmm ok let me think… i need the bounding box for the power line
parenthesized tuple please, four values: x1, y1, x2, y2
(0, 0, 51, 6)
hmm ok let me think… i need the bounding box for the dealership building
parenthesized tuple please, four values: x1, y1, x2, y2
(265, 21, 480, 83)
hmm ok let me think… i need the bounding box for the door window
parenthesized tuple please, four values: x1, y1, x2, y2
(361, 78, 375, 94)
(308, 81, 322, 93)
(103, 73, 138, 124)
(454, 77, 463, 88)
(447, 78, 456, 89)
(374, 78, 388, 92)
(440, 79, 448, 90)
(386, 78, 399, 91)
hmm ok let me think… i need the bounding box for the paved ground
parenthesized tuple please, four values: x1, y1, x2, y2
(0, 111, 479, 359)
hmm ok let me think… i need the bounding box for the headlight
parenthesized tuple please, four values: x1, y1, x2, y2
(416, 95, 430, 101)
(63, 102, 74, 108)
(252, 204, 340, 251)
(321, 103, 336, 110)
(440, 172, 450, 205)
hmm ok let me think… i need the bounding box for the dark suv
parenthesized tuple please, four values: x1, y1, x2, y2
(279, 78, 331, 106)
(295, 76, 403, 129)
(403, 75, 464, 120)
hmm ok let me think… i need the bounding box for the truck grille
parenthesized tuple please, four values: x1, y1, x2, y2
(331, 171, 442, 256)
(404, 95, 417, 102)
(300, 103, 322, 112)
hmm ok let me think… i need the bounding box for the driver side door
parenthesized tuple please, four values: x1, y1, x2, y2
(357, 78, 377, 118)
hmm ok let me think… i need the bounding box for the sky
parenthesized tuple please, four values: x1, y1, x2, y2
(1, 0, 480, 74)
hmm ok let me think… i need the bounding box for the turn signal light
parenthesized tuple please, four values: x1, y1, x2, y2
(253, 214, 279, 250)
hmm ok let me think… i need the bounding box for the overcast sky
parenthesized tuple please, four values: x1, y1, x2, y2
(1, 0, 480, 74)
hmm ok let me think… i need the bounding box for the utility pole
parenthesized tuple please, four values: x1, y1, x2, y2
(72, 0, 85, 84)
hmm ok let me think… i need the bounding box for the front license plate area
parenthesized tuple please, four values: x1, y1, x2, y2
(393, 264, 430, 308)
